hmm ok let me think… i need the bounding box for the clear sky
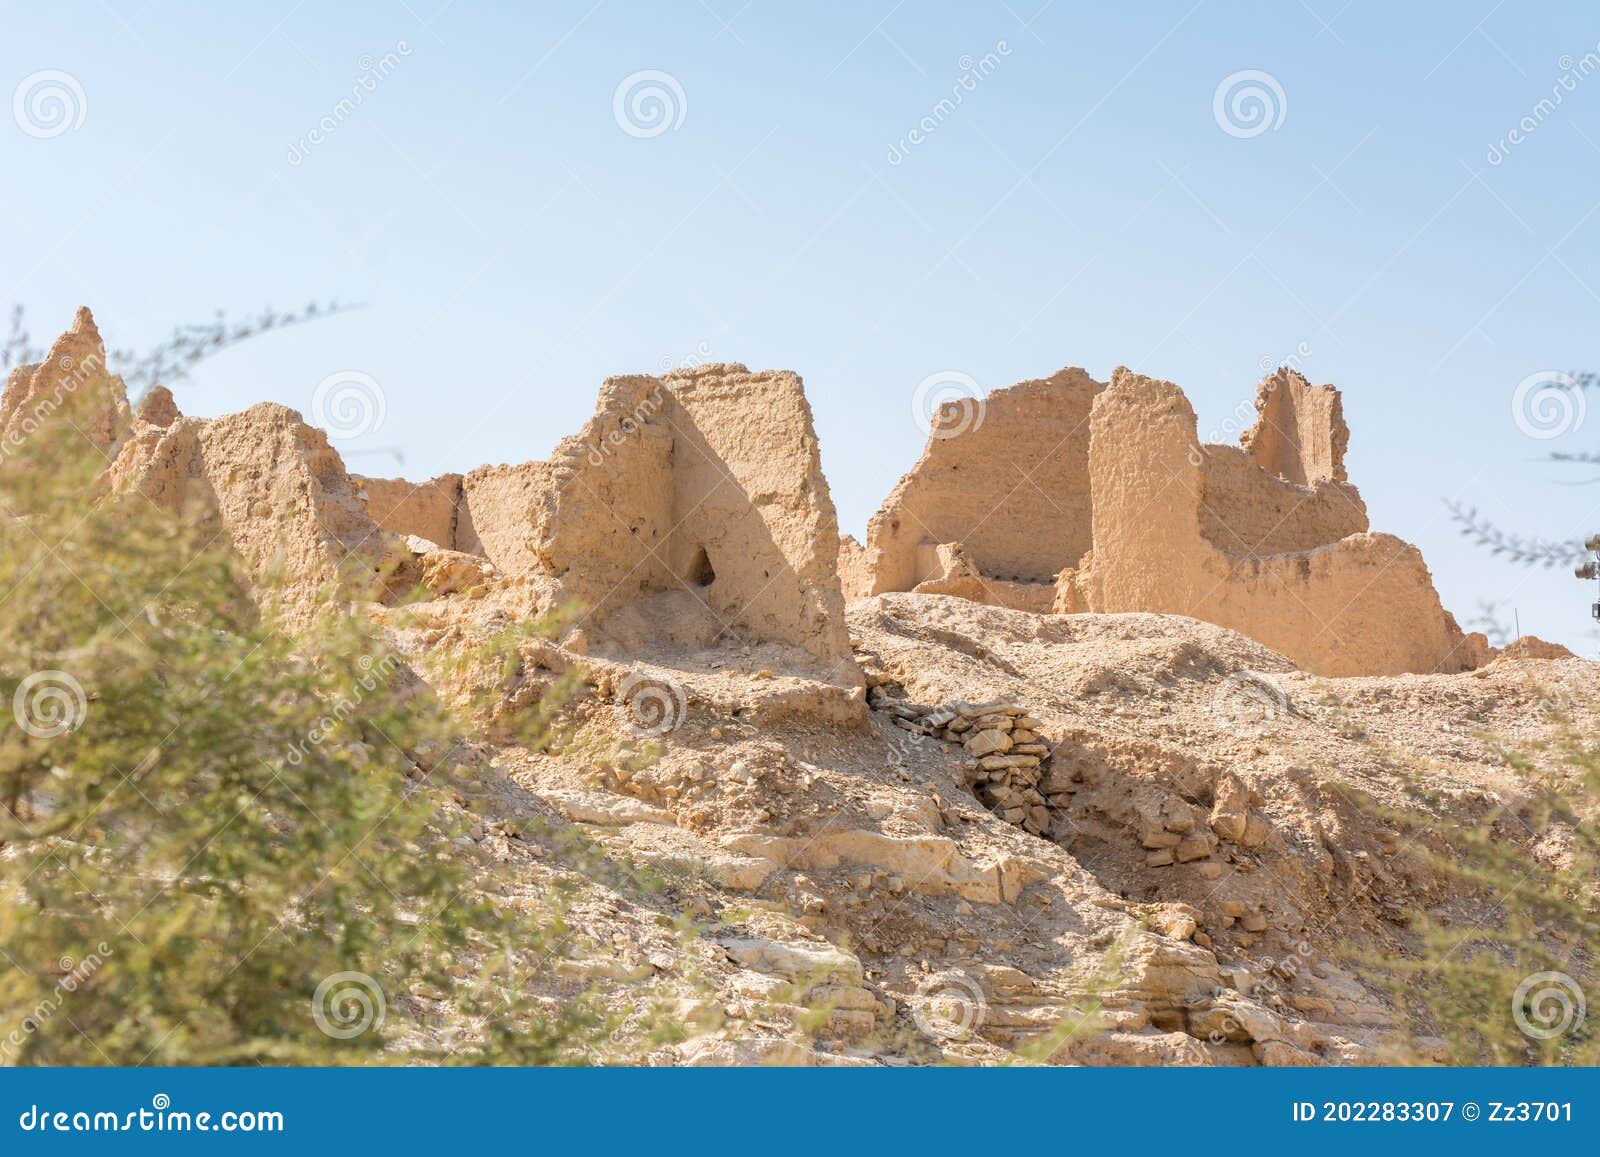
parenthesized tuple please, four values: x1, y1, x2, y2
(4, 1, 1599, 651)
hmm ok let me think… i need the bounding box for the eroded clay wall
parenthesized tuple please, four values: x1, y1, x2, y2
(859, 368, 1102, 593)
(419, 368, 855, 676)
(662, 364, 854, 671)
(530, 374, 678, 615)
(357, 473, 462, 549)
(1240, 369, 1348, 485)
(456, 462, 557, 577)
(107, 394, 402, 620)
(1070, 369, 1474, 676)
(1, 307, 131, 472)
(1198, 445, 1367, 555)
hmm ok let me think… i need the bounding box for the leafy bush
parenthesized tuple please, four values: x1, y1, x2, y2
(0, 352, 644, 1065)
(1372, 692, 1597, 1065)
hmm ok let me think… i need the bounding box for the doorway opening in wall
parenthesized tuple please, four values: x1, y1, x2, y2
(689, 546, 715, 587)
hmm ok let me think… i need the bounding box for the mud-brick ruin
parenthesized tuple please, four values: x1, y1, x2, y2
(843, 364, 1482, 677)
(358, 365, 857, 680)
(12, 309, 1588, 1068)
(28, 307, 1480, 678)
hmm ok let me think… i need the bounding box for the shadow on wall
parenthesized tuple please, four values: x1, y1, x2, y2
(53, 293, 1480, 682)
(847, 367, 1101, 600)
(846, 363, 1480, 677)
(358, 364, 860, 685)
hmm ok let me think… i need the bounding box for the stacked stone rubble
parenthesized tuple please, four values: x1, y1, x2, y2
(867, 687, 1060, 837)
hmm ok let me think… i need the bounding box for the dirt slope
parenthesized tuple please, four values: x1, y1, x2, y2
(376, 588, 1591, 1066)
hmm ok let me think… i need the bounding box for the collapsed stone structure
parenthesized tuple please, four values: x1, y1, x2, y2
(847, 363, 1479, 676)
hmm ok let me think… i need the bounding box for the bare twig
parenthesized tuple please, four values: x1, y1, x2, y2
(1445, 500, 1584, 568)
(1, 301, 355, 395)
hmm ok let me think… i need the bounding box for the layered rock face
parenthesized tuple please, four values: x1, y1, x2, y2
(849, 361, 1477, 676)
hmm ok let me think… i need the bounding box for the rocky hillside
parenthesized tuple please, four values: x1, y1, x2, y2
(397, 583, 1591, 1065)
(5, 308, 1591, 1066)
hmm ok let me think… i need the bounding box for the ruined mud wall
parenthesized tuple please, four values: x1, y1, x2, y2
(523, 374, 678, 615)
(357, 473, 462, 549)
(1197, 445, 1367, 555)
(109, 397, 402, 619)
(1, 307, 131, 470)
(43, 305, 1475, 681)
(1065, 369, 1476, 676)
(345, 366, 856, 676)
(854, 369, 1102, 595)
(662, 364, 854, 671)
(1240, 368, 1349, 486)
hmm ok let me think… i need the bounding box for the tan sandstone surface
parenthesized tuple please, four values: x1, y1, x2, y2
(19, 308, 1591, 1066)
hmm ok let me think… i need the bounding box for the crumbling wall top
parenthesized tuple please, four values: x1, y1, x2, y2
(1238, 368, 1349, 486)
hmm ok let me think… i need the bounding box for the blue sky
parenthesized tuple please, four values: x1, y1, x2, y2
(4, 1, 1599, 650)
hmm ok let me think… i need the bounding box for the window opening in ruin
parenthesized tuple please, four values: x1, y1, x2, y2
(689, 546, 716, 587)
